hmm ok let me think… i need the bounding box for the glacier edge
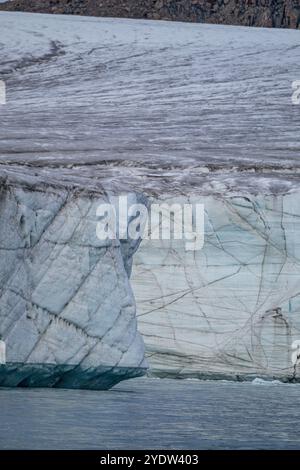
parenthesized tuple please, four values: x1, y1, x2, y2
(0, 185, 147, 389)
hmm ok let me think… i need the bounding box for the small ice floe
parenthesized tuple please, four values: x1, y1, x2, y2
(252, 378, 282, 386)
(0, 340, 6, 364)
(0, 80, 5, 105)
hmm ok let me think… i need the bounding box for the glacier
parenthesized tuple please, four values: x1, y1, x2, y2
(0, 12, 300, 387)
(0, 186, 147, 388)
(133, 192, 300, 381)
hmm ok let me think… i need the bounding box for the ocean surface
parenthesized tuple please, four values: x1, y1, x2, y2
(0, 377, 299, 450)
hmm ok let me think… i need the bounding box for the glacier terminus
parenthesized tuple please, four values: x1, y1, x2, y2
(0, 12, 300, 388)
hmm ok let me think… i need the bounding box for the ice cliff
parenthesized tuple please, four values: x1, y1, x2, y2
(0, 12, 300, 386)
(0, 186, 147, 388)
(133, 192, 300, 381)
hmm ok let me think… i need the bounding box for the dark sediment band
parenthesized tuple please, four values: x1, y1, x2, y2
(0, 363, 147, 390)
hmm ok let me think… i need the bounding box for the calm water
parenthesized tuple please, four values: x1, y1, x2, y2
(0, 377, 299, 449)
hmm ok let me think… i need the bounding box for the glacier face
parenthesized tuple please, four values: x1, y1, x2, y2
(0, 12, 300, 385)
(0, 186, 147, 388)
(132, 192, 300, 381)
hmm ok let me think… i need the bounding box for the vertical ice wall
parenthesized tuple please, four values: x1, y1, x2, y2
(0, 185, 147, 389)
(133, 192, 300, 381)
